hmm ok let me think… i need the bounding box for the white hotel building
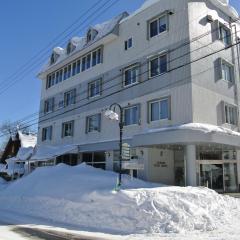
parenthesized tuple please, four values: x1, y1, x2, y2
(35, 0, 240, 192)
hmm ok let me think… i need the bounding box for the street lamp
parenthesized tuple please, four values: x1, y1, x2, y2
(104, 103, 123, 188)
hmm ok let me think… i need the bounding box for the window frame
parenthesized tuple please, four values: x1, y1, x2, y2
(42, 126, 53, 142)
(46, 46, 103, 89)
(148, 97, 171, 123)
(223, 102, 238, 126)
(219, 58, 234, 83)
(148, 12, 168, 39)
(219, 23, 232, 46)
(123, 105, 140, 126)
(88, 78, 102, 98)
(149, 52, 168, 79)
(64, 89, 76, 107)
(62, 120, 74, 138)
(44, 97, 54, 114)
(86, 113, 101, 133)
(123, 63, 140, 87)
(124, 37, 133, 51)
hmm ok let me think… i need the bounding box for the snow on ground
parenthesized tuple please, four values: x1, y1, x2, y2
(0, 164, 239, 239)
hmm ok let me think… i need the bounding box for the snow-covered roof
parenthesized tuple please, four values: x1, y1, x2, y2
(120, 0, 239, 23)
(31, 144, 78, 162)
(39, 12, 128, 75)
(209, 0, 239, 20)
(147, 123, 240, 136)
(16, 147, 34, 161)
(18, 131, 37, 148)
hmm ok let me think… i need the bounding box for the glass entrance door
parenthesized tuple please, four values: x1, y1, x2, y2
(200, 164, 224, 192)
(224, 163, 238, 192)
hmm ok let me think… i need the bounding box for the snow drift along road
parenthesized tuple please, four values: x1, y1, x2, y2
(0, 164, 239, 235)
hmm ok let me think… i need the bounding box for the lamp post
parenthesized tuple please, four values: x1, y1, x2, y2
(104, 103, 123, 188)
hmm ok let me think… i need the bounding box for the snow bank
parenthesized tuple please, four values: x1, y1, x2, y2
(0, 177, 5, 184)
(0, 164, 239, 236)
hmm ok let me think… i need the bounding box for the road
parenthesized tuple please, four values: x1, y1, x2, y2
(0, 221, 99, 240)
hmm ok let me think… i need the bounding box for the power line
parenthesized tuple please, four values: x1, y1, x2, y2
(4, 24, 240, 132)
(0, 0, 119, 95)
(0, 1, 235, 97)
(1, 5, 239, 132)
(1, 39, 239, 139)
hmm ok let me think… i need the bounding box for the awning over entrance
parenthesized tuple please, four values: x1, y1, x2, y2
(30, 144, 78, 162)
(132, 123, 240, 148)
(78, 139, 132, 152)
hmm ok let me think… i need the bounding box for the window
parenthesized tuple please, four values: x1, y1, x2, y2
(92, 48, 102, 66)
(46, 74, 55, 89)
(224, 103, 238, 125)
(42, 126, 53, 141)
(63, 67, 68, 80)
(46, 48, 102, 87)
(86, 54, 91, 69)
(76, 60, 81, 74)
(149, 14, 167, 38)
(149, 98, 170, 122)
(44, 98, 54, 114)
(67, 42, 76, 54)
(221, 60, 234, 83)
(123, 65, 139, 87)
(82, 152, 105, 170)
(82, 56, 86, 72)
(67, 65, 72, 78)
(58, 100, 64, 109)
(86, 114, 101, 133)
(62, 121, 74, 137)
(72, 62, 77, 76)
(124, 38, 133, 50)
(55, 70, 63, 83)
(219, 24, 231, 46)
(50, 53, 55, 65)
(124, 105, 139, 126)
(149, 53, 168, 78)
(87, 29, 98, 43)
(64, 89, 76, 106)
(88, 79, 101, 98)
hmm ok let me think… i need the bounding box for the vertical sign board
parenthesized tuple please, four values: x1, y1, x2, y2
(122, 143, 131, 160)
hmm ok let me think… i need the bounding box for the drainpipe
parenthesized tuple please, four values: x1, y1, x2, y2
(230, 20, 240, 131)
(230, 20, 240, 191)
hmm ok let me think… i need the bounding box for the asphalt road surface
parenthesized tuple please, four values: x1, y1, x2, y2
(0, 221, 100, 240)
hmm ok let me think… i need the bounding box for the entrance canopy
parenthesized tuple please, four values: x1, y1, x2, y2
(30, 144, 78, 162)
(132, 123, 240, 148)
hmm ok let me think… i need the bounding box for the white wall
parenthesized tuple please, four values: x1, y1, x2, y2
(188, 1, 240, 129)
(145, 148, 175, 185)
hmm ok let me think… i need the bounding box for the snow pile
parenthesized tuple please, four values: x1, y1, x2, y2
(0, 177, 7, 191)
(0, 177, 5, 184)
(148, 123, 240, 136)
(0, 164, 239, 236)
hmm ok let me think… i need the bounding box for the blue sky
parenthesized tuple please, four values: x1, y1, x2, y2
(0, 0, 239, 134)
